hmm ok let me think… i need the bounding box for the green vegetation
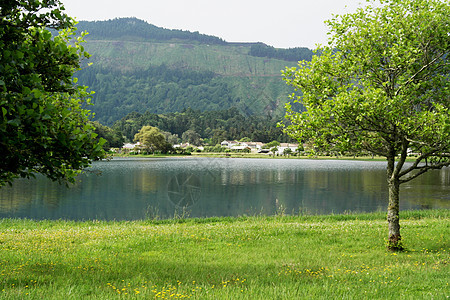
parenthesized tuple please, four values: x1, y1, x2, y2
(249, 43, 313, 62)
(76, 17, 227, 45)
(133, 126, 173, 154)
(282, 0, 450, 250)
(0, 210, 448, 299)
(112, 107, 295, 144)
(0, 0, 106, 187)
(72, 18, 308, 125)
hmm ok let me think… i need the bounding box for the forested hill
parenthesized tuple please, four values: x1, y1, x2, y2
(74, 18, 313, 125)
(76, 18, 227, 45)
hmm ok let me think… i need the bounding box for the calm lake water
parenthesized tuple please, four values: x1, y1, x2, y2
(0, 158, 448, 220)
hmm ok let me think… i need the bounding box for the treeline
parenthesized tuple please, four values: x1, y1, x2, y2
(76, 64, 240, 125)
(111, 107, 295, 145)
(77, 18, 227, 45)
(249, 43, 314, 62)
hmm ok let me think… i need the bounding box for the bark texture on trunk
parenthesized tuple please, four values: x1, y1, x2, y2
(387, 177, 402, 250)
(386, 154, 403, 251)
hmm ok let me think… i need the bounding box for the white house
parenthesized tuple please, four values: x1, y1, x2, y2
(242, 142, 264, 151)
(275, 143, 299, 155)
(122, 142, 140, 150)
(220, 140, 239, 148)
(231, 145, 251, 151)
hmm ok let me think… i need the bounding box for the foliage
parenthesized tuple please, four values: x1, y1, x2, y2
(161, 130, 180, 145)
(134, 126, 172, 154)
(90, 121, 124, 150)
(76, 62, 299, 125)
(283, 148, 293, 155)
(202, 145, 229, 153)
(265, 140, 281, 149)
(70, 18, 305, 125)
(0, 0, 106, 187)
(282, 0, 450, 250)
(113, 107, 295, 144)
(77, 17, 227, 45)
(249, 43, 314, 62)
(181, 129, 201, 146)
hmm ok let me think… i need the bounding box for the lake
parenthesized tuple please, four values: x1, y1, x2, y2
(0, 157, 448, 220)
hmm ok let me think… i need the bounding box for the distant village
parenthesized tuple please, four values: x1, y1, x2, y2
(121, 140, 300, 155)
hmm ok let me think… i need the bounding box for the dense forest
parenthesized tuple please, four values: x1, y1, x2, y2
(77, 18, 313, 62)
(77, 18, 227, 45)
(249, 43, 314, 62)
(76, 64, 241, 125)
(112, 107, 295, 145)
(71, 18, 312, 145)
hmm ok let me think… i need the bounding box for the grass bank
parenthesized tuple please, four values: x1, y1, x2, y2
(115, 152, 392, 161)
(114, 152, 424, 162)
(0, 210, 448, 299)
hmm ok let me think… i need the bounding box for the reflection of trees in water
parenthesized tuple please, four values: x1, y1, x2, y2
(211, 167, 393, 215)
(400, 169, 450, 209)
(0, 181, 34, 213)
(0, 176, 74, 213)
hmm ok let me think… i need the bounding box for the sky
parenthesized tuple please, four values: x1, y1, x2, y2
(61, 0, 369, 49)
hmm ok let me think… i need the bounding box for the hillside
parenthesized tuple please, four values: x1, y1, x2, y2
(74, 18, 312, 125)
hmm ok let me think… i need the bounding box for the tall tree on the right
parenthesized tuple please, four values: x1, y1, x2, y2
(282, 0, 449, 250)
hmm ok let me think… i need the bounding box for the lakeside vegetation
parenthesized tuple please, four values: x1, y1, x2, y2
(0, 210, 448, 299)
(113, 151, 420, 163)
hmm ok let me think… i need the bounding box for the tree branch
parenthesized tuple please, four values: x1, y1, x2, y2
(395, 52, 445, 97)
(400, 160, 450, 184)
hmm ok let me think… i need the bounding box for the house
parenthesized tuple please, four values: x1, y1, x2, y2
(121, 142, 141, 154)
(231, 145, 251, 152)
(243, 142, 264, 151)
(122, 142, 140, 150)
(174, 143, 191, 148)
(275, 143, 299, 155)
(220, 140, 239, 148)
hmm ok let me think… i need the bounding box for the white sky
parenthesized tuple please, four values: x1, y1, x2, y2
(61, 0, 369, 49)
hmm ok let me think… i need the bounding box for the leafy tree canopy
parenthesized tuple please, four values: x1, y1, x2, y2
(134, 126, 172, 154)
(113, 107, 295, 145)
(91, 121, 124, 150)
(181, 129, 201, 146)
(282, 0, 449, 250)
(0, 0, 106, 186)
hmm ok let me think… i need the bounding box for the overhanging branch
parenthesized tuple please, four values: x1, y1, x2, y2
(400, 160, 450, 184)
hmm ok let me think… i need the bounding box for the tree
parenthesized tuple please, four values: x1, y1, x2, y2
(264, 140, 280, 149)
(0, 0, 106, 187)
(181, 129, 201, 146)
(283, 147, 293, 156)
(282, 0, 449, 250)
(270, 147, 279, 157)
(134, 126, 172, 154)
(161, 131, 179, 145)
(91, 121, 124, 150)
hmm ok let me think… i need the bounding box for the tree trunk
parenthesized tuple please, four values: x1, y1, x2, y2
(386, 154, 403, 251)
(387, 177, 402, 250)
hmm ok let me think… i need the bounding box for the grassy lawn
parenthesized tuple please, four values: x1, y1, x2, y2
(0, 210, 448, 299)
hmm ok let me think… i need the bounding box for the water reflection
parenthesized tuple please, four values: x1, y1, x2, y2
(0, 158, 448, 220)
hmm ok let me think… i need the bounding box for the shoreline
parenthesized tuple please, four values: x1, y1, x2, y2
(111, 152, 393, 162)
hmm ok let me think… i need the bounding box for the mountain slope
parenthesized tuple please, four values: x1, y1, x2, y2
(74, 18, 311, 125)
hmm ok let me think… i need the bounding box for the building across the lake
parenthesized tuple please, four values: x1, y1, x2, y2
(121, 140, 299, 155)
(274, 143, 299, 155)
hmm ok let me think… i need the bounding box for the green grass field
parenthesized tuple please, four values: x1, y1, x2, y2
(0, 210, 448, 299)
